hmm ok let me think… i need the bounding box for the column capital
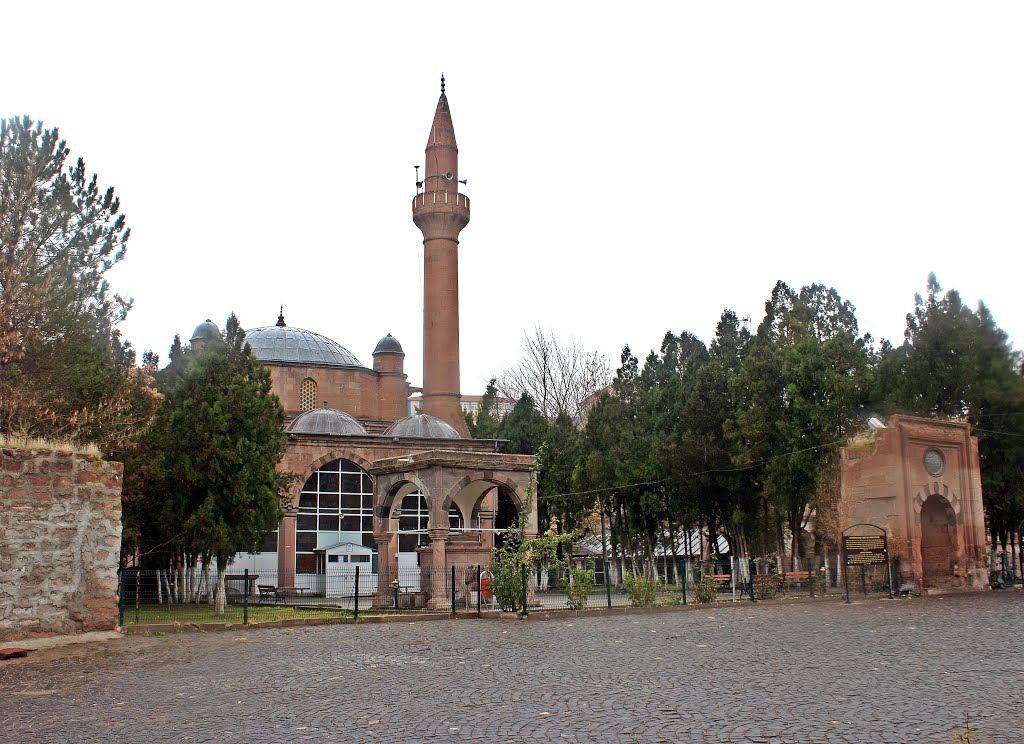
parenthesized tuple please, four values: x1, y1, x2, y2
(427, 527, 450, 542)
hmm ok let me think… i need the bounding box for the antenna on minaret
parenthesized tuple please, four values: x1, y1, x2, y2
(415, 165, 422, 193)
(441, 73, 445, 94)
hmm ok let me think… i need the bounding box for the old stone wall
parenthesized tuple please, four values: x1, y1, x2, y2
(0, 448, 123, 641)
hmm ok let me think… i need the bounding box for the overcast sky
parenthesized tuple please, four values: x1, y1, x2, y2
(7, 3, 1022, 393)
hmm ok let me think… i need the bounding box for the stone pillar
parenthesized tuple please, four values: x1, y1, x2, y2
(427, 527, 450, 609)
(373, 531, 396, 608)
(278, 513, 297, 588)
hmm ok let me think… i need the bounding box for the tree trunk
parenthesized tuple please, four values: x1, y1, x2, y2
(668, 524, 680, 586)
(215, 560, 226, 616)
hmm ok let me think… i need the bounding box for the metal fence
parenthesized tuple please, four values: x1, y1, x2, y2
(116, 566, 481, 626)
(117, 557, 898, 626)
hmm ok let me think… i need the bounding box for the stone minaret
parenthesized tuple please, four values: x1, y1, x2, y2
(413, 76, 470, 436)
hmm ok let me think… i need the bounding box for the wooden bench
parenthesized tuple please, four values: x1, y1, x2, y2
(711, 574, 732, 586)
(751, 572, 823, 594)
(780, 571, 813, 586)
(257, 584, 288, 605)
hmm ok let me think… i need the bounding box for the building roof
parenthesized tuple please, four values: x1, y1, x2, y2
(190, 319, 221, 344)
(383, 413, 461, 439)
(372, 333, 404, 355)
(244, 325, 365, 368)
(429, 89, 457, 148)
(287, 408, 368, 437)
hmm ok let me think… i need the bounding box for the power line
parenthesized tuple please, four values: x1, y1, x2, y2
(541, 436, 850, 501)
(973, 427, 1024, 439)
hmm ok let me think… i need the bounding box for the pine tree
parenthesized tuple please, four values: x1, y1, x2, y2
(128, 314, 287, 613)
(0, 116, 133, 440)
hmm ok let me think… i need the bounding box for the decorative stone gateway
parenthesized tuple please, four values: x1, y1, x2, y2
(0, 448, 123, 641)
(369, 450, 538, 608)
(839, 416, 988, 592)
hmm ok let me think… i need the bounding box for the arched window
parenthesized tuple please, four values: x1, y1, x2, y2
(398, 493, 429, 553)
(295, 458, 373, 574)
(299, 378, 317, 412)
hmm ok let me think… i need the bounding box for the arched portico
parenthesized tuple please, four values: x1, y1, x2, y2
(369, 450, 538, 607)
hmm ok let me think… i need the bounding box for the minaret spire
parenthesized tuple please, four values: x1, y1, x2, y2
(412, 79, 470, 436)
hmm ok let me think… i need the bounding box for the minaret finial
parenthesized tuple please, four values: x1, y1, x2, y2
(441, 73, 445, 95)
(276, 305, 286, 327)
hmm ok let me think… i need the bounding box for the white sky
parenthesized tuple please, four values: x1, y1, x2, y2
(7, 3, 1022, 392)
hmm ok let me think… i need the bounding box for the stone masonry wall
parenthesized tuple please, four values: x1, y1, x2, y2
(0, 448, 123, 642)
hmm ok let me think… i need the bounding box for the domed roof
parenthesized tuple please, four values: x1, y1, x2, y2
(244, 325, 365, 368)
(383, 414, 461, 439)
(190, 319, 221, 343)
(373, 333, 404, 355)
(287, 408, 368, 436)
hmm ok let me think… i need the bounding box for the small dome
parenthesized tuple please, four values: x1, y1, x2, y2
(287, 408, 368, 436)
(244, 325, 365, 368)
(373, 333, 404, 355)
(383, 414, 460, 439)
(190, 319, 221, 344)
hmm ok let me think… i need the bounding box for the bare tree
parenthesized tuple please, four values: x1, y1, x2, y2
(496, 327, 611, 424)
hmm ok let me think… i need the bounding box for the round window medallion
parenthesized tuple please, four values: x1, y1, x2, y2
(923, 448, 945, 476)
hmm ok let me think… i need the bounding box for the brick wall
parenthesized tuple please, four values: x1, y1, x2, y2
(0, 448, 123, 642)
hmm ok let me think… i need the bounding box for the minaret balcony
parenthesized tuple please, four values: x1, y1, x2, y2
(412, 191, 471, 236)
(412, 190, 470, 214)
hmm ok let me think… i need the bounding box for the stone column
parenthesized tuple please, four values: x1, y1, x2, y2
(427, 527, 450, 609)
(373, 531, 396, 608)
(278, 512, 297, 588)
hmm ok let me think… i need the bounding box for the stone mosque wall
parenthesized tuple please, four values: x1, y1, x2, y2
(0, 448, 123, 642)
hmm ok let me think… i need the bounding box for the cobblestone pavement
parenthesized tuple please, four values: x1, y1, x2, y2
(2, 592, 1022, 743)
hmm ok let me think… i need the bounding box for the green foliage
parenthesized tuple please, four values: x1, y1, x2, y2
(489, 511, 575, 613)
(498, 393, 549, 455)
(622, 573, 660, 607)
(489, 553, 525, 613)
(466, 377, 502, 438)
(565, 566, 595, 610)
(690, 573, 719, 604)
(125, 315, 287, 566)
(0, 115, 149, 448)
(873, 274, 1024, 536)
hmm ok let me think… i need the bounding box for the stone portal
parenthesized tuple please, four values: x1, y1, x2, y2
(839, 416, 988, 592)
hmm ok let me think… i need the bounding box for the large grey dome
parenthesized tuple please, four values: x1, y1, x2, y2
(383, 414, 461, 439)
(190, 319, 221, 344)
(287, 408, 368, 436)
(244, 325, 365, 368)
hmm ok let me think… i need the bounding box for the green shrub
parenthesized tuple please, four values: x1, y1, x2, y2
(623, 573, 660, 607)
(565, 567, 595, 610)
(691, 573, 719, 604)
(754, 573, 783, 599)
(491, 559, 523, 613)
(662, 593, 682, 606)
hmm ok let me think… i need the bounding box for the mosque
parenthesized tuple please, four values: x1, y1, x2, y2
(188, 80, 538, 603)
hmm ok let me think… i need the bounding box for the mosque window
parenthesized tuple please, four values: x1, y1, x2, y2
(258, 530, 278, 553)
(299, 378, 317, 412)
(296, 458, 374, 573)
(398, 493, 429, 553)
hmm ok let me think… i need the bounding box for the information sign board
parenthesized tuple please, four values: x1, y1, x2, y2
(843, 534, 887, 566)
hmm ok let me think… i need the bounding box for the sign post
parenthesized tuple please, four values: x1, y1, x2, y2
(842, 524, 891, 603)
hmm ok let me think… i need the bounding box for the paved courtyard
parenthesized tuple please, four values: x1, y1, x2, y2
(2, 591, 1022, 743)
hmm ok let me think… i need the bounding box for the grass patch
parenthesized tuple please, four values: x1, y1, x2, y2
(0, 433, 100, 456)
(122, 604, 353, 625)
(122, 603, 409, 625)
